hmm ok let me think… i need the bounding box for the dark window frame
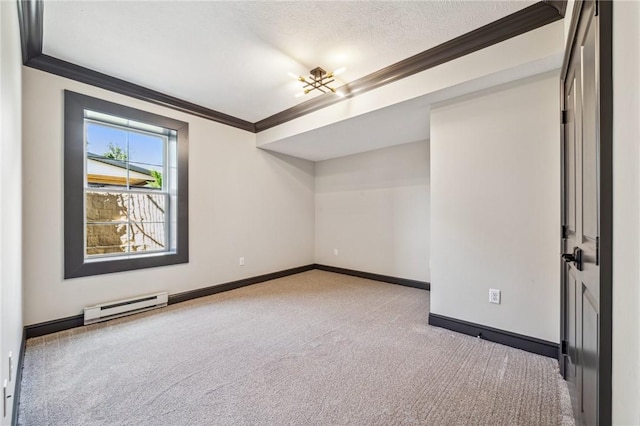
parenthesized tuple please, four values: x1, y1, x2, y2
(64, 90, 189, 278)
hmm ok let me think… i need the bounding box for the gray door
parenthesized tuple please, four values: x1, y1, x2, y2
(561, 1, 612, 425)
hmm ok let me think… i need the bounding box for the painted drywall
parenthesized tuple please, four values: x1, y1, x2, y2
(611, 2, 640, 424)
(315, 141, 429, 282)
(0, 1, 23, 424)
(257, 20, 563, 147)
(22, 68, 315, 325)
(430, 73, 560, 343)
(260, 51, 562, 162)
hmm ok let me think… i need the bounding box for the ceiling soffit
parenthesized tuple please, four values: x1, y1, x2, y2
(17, 1, 565, 134)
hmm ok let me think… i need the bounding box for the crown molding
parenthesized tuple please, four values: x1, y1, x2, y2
(17, 0, 42, 64)
(17, 0, 565, 134)
(255, 1, 565, 132)
(27, 54, 256, 132)
(544, 0, 568, 16)
(16, 0, 255, 133)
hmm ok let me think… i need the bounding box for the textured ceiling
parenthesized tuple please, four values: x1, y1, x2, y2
(259, 101, 431, 162)
(42, 1, 536, 123)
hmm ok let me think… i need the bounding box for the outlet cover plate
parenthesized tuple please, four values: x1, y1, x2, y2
(489, 289, 501, 304)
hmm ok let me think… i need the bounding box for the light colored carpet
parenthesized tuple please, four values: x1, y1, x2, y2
(19, 270, 574, 425)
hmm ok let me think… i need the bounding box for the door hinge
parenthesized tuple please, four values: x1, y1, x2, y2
(561, 109, 568, 124)
(562, 224, 569, 239)
(596, 236, 600, 265)
(561, 340, 568, 355)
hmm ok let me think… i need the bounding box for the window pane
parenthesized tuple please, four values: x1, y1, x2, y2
(67, 92, 188, 277)
(86, 191, 129, 223)
(86, 223, 128, 256)
(129, 193, 166, 222)
(129, 132, 164, 191)
(129, 222, 165, 252)
(86, 122, 130, 188)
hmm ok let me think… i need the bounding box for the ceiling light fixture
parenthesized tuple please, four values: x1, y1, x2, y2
(290, 66, 346, 98)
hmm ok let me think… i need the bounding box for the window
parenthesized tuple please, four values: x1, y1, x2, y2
(64, 91, 188, 278)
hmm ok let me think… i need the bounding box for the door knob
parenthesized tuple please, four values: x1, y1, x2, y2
(562, 246, 583, 271)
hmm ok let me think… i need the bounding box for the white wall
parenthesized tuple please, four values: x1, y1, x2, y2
(0, 1, 23, 424)
(430, 73, 560, 343)
(315, 141, 430, 282)
(22, 68, 315, 325)
(612, 2, 640, 424)
(257, 21, 563, 148)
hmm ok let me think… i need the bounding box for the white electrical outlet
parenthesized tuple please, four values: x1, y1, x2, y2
(333, 249, 339, 256)
(239, 257, 245, 266)
(489, 289, 501, 304)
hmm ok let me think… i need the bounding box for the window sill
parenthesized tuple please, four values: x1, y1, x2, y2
(66, 250, 187, 279)
(84, 250, 176, 263)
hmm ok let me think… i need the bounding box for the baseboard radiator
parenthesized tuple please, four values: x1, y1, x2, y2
(83, 292, 168, 325)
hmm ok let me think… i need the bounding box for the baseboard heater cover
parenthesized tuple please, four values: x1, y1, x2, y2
(83, 292, 168, 325)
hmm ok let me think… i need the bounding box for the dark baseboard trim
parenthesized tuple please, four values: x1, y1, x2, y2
(24, 265, 316, 338)
(23, 264, 424, 339)
(168, 264, 315, 305)
(428, 313, 559, 358)
(314, 264, 430, 291)
(25, 314, 84, 339)
(11, 329, 26, 426)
